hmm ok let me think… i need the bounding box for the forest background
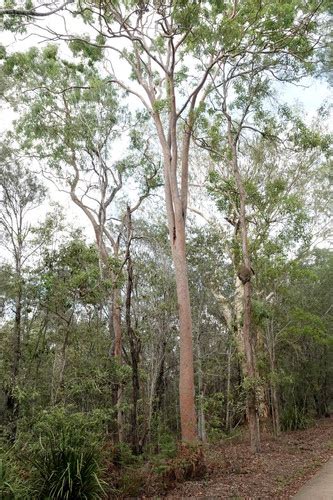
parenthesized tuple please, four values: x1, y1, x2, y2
(0, 0, 332, 497)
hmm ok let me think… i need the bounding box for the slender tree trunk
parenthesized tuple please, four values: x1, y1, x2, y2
(271, 382, 280, 436)
(70, 156, 124, 441)
(225, 343, 232, 433)
(234, 274, 259, 447)
(5, 283, 22, 440)
(154, 109, 197, 442)
(242, 281, 260, 452)
(226, 120, 260, 452)
(51, 327, 70, 405)
(111, 287, 124, 442)
(270, 345, 280, 436)
(5, 242, 25, 441)
(171, 219, 197, 442)
(97, 228, 123, 443)
(125, 210, 141, 453)
(112, 288, 122, 358)
(197, 338, 206, 442)
(144, 339, 167, 449)
(12, 289, 22, 384)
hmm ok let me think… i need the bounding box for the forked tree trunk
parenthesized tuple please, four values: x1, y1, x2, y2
(153, 108, 198, 443)
(69, 149, 124, 442)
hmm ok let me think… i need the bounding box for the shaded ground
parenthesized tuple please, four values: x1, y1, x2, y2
(165, 417, 333, 499)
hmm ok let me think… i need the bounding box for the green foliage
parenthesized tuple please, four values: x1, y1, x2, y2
(252, 299, 271, 323)
(0, 0, 332, 485)
(26, 408, 106, 499)
(152, 98, 169, 113)
(69, 36, 105, 64)
(114, 466, 147, 497)
(3, 45, 121, 165)
(281, 406, 312, 431)
(153, 444, 206, 484)
(0, 447, 30, 499)
(40, 239, 113, 308)
(208, 171, 239, 214)
(106, 442, 140, 468)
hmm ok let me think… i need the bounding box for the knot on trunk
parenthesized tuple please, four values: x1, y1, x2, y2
(237, 265, 254, 284)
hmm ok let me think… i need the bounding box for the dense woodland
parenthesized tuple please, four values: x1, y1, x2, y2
(0, 0, 332, 498)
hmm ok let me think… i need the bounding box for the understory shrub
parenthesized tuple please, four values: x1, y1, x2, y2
(154, 444, 206, 484)
(0, 447, 31, 499)
(26, 408, 106, 499)
(281, 405, 313, 431)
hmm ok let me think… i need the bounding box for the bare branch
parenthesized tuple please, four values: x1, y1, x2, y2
(0, 0, 74, 17)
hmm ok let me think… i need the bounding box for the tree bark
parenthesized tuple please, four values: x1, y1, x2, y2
(269, 340, 280, 436)
(125, 207, 141, 454)
(69, 157, 124, 442)
(51, 327, 70, 405)
(171, 218, 197, 442)
(5, 283, 22, 440)
(225, 343, 232, 433)
(152, 106, 197, 443)
(242, 281, 260, 452)
(226, 115, 260, 452)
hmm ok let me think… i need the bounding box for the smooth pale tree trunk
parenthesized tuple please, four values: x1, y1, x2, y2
(51, 327, 70, 405)
(154, 111, 198, 443)
(171, 218, 197, 442)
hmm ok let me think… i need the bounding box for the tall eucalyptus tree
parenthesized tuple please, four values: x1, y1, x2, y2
(1, 0, 329, 446)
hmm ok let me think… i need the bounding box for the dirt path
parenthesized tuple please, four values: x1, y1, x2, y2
(167, 417, 333, 499)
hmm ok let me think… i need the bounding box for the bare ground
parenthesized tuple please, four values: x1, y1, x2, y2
(164, 417, 333, 499)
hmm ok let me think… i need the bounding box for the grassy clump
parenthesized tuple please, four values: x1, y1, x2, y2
(26, 408, 106, 499)
(281, 405, 313, 431)
(0, 446, 31, 499)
